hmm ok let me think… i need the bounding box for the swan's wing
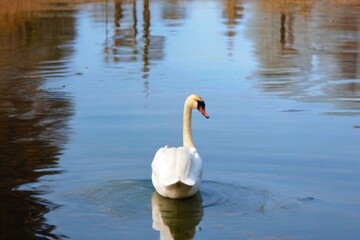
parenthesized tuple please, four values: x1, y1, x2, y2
(175, 147, 193, 185)
(187, 148, 203, 183)
(152, 146, 179, 186)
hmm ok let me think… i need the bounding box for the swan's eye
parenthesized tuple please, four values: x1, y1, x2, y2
(197, 101, 206, 110)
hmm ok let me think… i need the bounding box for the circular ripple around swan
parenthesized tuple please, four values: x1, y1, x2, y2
(80, 180, 270, 219)
(200, 181, 269, 216)
(82, 180, 154, 218)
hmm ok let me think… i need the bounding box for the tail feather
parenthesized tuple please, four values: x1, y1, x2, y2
(164, 177, 195, 187)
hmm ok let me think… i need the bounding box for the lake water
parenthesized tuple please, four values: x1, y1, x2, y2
(1, 0, 359, 239)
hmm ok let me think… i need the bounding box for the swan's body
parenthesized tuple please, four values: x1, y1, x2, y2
(151, 146, 202, 199)
(151, 94, 209, 199)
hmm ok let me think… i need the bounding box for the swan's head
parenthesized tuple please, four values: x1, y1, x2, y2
(186, 94, 209, 119)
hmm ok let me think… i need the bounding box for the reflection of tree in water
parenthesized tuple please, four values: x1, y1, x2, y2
(103, 0, 165, 98)
(319, 5, 360, 112)
(222, 0, 244, 58)
(161, 0, 187, 26)
(248, 1, 360, 114)
(0, 6, 74, 240)
(248, 0, 312, 97)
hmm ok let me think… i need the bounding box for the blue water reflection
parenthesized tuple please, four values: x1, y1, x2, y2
(0, 0, 359, 239)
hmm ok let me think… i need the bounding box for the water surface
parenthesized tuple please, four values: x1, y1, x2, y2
(0, 0, 359, 239)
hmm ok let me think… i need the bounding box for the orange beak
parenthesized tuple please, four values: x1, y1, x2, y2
(198, 107, 209, 119)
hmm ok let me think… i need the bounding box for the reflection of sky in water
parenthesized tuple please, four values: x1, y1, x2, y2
(44, 3, 360, 239)
(76, 1, 255, 84)
(75, 0, 360, 115)
(1, 0, 360, 239)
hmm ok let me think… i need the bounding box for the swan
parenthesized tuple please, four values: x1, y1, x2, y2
(151, 94, 209, 199)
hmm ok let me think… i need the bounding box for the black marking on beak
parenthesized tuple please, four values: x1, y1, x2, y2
(197, 101, 206, 110)
(197, 100, 209, 118)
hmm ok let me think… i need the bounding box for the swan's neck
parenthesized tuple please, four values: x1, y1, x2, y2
(183, 103, 195, 148)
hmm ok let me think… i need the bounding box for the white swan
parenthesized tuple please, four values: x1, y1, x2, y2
(151, 94, 209, 199)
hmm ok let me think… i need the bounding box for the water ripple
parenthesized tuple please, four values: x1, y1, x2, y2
(79, 180, 272, 219)
(201, 181, 270, 216)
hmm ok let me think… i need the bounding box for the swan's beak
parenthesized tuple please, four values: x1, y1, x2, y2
(199, 108, 209, 119)
(197, 100, 209, 119)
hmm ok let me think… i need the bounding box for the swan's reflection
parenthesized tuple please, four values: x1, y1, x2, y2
(151, 192, 204, 240)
